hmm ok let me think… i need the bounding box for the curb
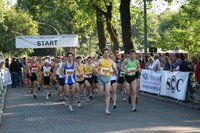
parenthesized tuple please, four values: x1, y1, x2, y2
(0, 86, 7, 126)
(140, 92, 200, 110)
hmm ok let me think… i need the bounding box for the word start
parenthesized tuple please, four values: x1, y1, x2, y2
(37, 40, 58, 46)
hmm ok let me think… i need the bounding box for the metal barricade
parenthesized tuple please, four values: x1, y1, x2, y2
(0, 75, 4, 106)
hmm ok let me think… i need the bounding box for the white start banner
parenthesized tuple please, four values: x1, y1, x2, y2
(140, 69, 162, 95)
(16, 34, 78, 48)
(160, 71, 189, 101)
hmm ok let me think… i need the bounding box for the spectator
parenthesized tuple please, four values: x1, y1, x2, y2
(17, 59, 23, 86)
(9, 58, 19, 88)
(5, 58, 10, 68)
(165, 52, 170, 58)
(146, 56, 154, 70)
(195, 53, 200, 84)
(174, 46, 180, 53)
(191, 56, 198, 71)
(171, 53, 180, 69)
(179, 54, 192, 72)
(159, 57, 164, 71)
(163, 56, 171, 71)
(152, 54, 161, 71)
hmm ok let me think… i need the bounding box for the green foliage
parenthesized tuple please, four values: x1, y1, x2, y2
(157, 0, 200, 57)
(131, 5, 160, 49)
(0, 7, 38, 56)
(0, 0, 6, 23)
(17, 0, 100, 55)
(14, 0, 199, 58)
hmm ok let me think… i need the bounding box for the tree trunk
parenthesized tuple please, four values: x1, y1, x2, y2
(120, 0, 133, 54)
(106, 19, 119, 52)
(93, 3, 119, 53)
(96, 9, 106, 52)
(105, 3, 119, 52)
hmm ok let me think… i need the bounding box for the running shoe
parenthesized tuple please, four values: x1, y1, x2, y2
(105, 110, 111, 115)
(34, 94, 37, 99)
(77, 102, 81, 108)
(69, 106, 74, 112)
(46, 93, 50, 100)
(131, 107, 137, 112)
(123, 97, 126, 102)
(89, 94, 93, 100)
(113, 103, 117, 109)
(29, 90, 33, 94)
(85, 97, 90, 102)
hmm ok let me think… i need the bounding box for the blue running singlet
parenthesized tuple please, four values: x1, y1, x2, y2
(64, 62, 76, 85)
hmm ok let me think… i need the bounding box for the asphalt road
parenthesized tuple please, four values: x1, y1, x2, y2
(0, 86, 200, 133)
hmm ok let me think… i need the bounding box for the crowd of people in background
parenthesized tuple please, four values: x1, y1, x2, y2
(0, 46, 200, 113)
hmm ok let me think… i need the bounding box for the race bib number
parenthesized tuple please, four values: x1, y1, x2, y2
(127, 68, 136, 75)
(66, 69, 74, 76)
(101, 67, 111, 76)
(120, 72, 125, 77)
(44, 71, 50, 77)
(85, 72, 93, 77)
(31, 68, 38, 73)
(110, 71, 115, 75)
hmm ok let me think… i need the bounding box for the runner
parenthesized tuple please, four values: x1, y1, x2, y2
(37, 57, 43, 91)
(136, 54, 142, 104)
(94, 48, 117, 115)
(60, 53, 80, 112)
(122, 49, 141, 112)
(75, 56, 85, 108)
(25, 58, 32, 93)
(54, 57, 64, 101)
(110, 54, 118, 109)
(84, 57, 95, 100)
(41, 58, 53, 100)
(27, 57, 39, 99)
(116, 54, 126, 102)
(92, 56, 98, 96)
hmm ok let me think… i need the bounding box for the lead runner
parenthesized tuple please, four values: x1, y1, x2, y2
(94, 48, 117, 115)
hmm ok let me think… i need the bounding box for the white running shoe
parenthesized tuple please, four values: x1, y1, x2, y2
(77, 102, 81, 108)
(131, 107, 137, 112)
(69, 106, 74, 112)
(105, 109, 111, 115)
(123, 97, 126, 102)
(46, 91, 50, 99)
(85, 97, 90, 102)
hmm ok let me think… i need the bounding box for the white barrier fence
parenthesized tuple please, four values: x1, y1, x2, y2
(0, 68, 12, 107)
(140, 69, 189, 101)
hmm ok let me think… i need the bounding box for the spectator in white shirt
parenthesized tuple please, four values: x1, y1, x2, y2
(152, 54, 161, 71)
(146, 56, 154, 70)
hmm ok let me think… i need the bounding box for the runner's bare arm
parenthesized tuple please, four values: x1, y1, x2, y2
(94, 59, 102, 75)
(27, 64, 31, 76)
(112, 61, 118, 78)
(53, 64, 59, 75)
(121, 59, 128, 72)
(60, 64, 65, 78)
(75, 62, 81, 75)
(137, 60, 141, 72)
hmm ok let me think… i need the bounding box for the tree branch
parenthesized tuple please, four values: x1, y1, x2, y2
(92, 4, 107, 17)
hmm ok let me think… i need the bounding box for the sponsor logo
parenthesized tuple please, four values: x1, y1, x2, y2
(166, 75, 183, 93)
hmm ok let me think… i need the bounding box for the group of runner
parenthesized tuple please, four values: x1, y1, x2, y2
(24, 48, 141, 115)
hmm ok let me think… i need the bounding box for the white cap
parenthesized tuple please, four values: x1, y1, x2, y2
(44, 59, 50, 64)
